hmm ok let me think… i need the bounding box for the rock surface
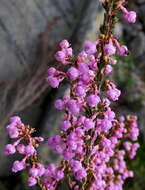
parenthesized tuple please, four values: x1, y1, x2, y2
(0, 0, 102, 178)
(117, 0, 145, 136)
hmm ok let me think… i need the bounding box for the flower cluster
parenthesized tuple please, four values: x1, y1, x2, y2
(119, 4, 136, 23)
(4, 116, 66, 189)
(5, 0, 139, 189)
(45, 36, 139, 188)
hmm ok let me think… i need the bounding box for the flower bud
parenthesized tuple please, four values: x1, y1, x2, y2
(104, 43, 116, 55)
(4, 144, 16, 155)
(124, 11, 136, 23)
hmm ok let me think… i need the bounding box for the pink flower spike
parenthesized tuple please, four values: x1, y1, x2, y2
(4, 1, 140, 188)
(53, 135, 62, 144)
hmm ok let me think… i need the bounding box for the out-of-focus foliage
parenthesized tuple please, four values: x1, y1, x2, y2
(114, 53, 135, 89)
(125, 135, 145, 190)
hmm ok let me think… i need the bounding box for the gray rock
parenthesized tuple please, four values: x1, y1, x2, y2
(118, 0, 145, 137)
(0, 0, 102, 177)
(137, 0, 145, 4)
(130, 32, 145, 58)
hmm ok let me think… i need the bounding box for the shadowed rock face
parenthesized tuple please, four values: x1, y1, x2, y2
(0, 0, 100, 80)
(0, 0, 102, 127)
(0, 0, 102, 178)
(116, 0, 145, 136)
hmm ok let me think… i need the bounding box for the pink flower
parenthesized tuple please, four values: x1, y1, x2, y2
(123, 142, 132, 151)
(74, 85, 86, 97)
(54, 144, 63, 154)
(29, 168, 39, 177)
(87, 94, 100, 107)
(118, 45, 128, 56)
(4, 144, 16, 155)
(78, 51, 88, 58)
(98, 119, 112, 132)
(104, 43, 116, 55)
(80, 73, 91, 84)
(66, 99, 80, 114)
(47, 67, 56, 76)
(84, 118, 95, 130)
(106, 88, 121, 101)
(55, 170, 64, 181)
(6, 125, 19, 139)
(64, 47, 73, 57)
(46, 76, 60, 88)
(59, 40, 70, 49)
(104, 109, 115, 121)
(75, 168, 87, 180)
(54, 99, 65, 110)
(63, 149, 74, 160)
(48, 135, 62, 149)
(12, 160, 26, 172)
(78, 62, 89, 74)
(84, 42, 97, 54)
(54, 51, 66, 62)
(17, 144, 25, 154)
(71, 160, 82, 172)
(104, 65, 113, 74)
(67, 67, 79, 80)
(25, 145, 36, 156)
(61, 120, 71, 131)
(28, 177, 37, 186)
(124, 11, 136, 23)
(9, 116, 21, 124)
(37, 163, 45, 176)
(35, 137, 44, 142)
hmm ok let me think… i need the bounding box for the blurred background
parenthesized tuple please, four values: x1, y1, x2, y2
(0, 0, 145, 189)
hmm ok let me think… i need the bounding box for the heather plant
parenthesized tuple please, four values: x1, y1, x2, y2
(4, 0, 140, 190)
